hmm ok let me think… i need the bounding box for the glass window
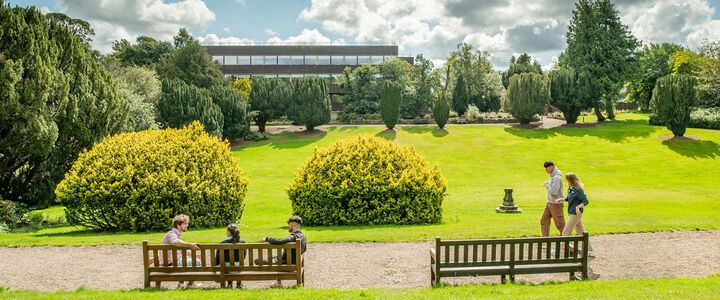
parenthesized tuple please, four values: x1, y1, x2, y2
(291, 74, 304, 78)
(291, 56, 304, 65)
(371, 56, 383, 64)
(238, 56, 251, 65)
(212, 55, 224, 65)
(278, 74, 291, 78)
(224, 56, 238, 65)
(318, 55, 331, 65)
(383, 55, 396, 62)
(251, 56, 263, 65)
(305, 55, 318, 65)
(264, 56, 277, 65)
(357, 56, 371, 65)
(345, 56, 358, 65)
(331, 56, 345, 65)
(278, 56, 291, 65)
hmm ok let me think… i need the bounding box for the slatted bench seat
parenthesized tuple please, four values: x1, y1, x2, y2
(430, 232, 589, 286)
(142, 240, 304, 288)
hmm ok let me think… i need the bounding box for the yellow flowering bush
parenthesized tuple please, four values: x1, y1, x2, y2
(288, 135, 447, 226)
(55, 121, 249, 232)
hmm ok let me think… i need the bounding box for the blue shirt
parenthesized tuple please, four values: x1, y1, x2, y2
(566, 186, 589, 215)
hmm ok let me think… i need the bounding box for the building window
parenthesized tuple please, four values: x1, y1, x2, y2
(291, 56, 304, 65)
(331, 56, 344, 65)
(358, 56, 371, 65)
(264, 55, 278, 65)
(238, 56, 251, 65)
(345, 56, 358, 65)
(224, 56, 238, 65)
(278, 56, 291, 65)
(212, 55, 224, 65)
(278, 74, 291, 78)
(371, 56, 383, 64)
(305, 55, 318, 65)
(384, 55, 396, 61)
(291, 74, 304, 78)
(251, 56, 264, 65)
(318, 55, 331, 65)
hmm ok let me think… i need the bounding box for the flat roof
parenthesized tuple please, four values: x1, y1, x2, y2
(204, 45, 399, 56)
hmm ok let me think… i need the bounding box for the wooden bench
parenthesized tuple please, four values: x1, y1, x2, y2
(430, 233, 589, 286)
(142, 240, 304, 288)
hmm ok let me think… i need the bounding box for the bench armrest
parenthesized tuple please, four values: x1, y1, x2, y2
(430, 248, 436, 264)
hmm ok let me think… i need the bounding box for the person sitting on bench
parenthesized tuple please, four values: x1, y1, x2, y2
(257, 216, 307, 287)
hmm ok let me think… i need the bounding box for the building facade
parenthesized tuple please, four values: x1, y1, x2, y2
(204, 44, 413, 80)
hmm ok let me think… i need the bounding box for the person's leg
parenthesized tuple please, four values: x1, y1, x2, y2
(562, 214, 581, 236)
(574, 217, 594, 253)
(550, 203, 566, 235)
(540, 204, 552, 236)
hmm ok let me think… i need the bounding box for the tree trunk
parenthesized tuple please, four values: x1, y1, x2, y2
(256, 115, 267, 133)
(605, 97, 615, 120)
(593, 104, 606, 122)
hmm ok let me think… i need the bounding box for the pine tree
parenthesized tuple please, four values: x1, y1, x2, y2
(157, 79, 224, 137)
(250, 77, 291, 132)
(452, 75, 470, 116)
(380, 81, 402, 129)
(549, 68, 584, 124)
(290, 77, 331, 131)
(433, 94, 450, 129)
(210, 85, 248, 139)
(651, 74, 696, 137)
(505, 73, 550, 125)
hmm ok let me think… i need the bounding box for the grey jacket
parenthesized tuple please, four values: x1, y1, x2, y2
(546, 168, 564, 204)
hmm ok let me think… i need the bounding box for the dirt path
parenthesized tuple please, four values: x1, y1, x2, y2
(1, 231, 719, 291)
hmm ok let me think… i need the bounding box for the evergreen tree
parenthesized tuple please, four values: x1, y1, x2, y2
(563, 0, 640, 120)
(433, 94, 450, 129)
(380, 80, 402, 129)
(250, 77, 291, 132)
(210, 85, 248, 139)
(651, 74, 696, 137)
(156, 79, 224, 137)
(337, 64, 381, 114)
(549, 68, 584, 124)
(505, 73, 550, 125)
(625, 43, 685, 111)
(0, 6, 128, 206)
(502, 53, 543, 88)
(110, 36, 174, 67)
(452, 75, 470, 116)
(156, 29, 224, 89)
(290, 77, 331, 131)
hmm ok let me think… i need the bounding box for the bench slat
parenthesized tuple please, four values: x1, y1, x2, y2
(171, 249, 177, 268)
(153, 249, 159, 267)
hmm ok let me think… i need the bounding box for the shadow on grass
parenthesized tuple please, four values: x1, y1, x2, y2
(375, 128, 397, 141)
(504, 119, 655, 142)
(235, 130, 328, 152)
(401, 126, 449, 137)
(662, 138, 720, 159)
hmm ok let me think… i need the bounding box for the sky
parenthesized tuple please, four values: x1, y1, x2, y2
(6, 0, 720, 69)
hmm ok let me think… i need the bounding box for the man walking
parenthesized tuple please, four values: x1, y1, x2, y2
(540, 160, 565, 236)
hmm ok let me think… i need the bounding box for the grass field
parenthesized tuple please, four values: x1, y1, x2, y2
(2, 275, 720, 299)
(1, 113, 719, 246)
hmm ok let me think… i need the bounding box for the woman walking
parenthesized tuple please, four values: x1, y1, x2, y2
(555, 172, 597, 278)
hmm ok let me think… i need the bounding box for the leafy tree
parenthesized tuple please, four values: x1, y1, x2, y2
(433, 94, 450, 129)
(625, 43, 685, 111)
(210, 85, 248, 139)
(505, 73, 550, 125)
(380, 80, 402, 129)
(156, 79, 224, 137)
(0, 6, 128, 206)
(110, 36, 174, 67)
(250, 77, 291, 132)
(337, 64, 381, 114)
(502, 53, 543, 88)
(669, 50, 712, 76)
(232, 78, 252, 101)
(452, 75, 470, 116)
(448, 43, 503, 112)
(109, 66, 161, 131)
(156, 29, 224, 89)
(290, 77, 331, 131)
(401, 55, 437, 119)
(698, 40, 720, 108)
(651, 74, 696, 137)
(563, 0, 640, 120)
(549, 68, 585, 124)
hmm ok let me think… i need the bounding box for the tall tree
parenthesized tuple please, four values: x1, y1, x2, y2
(502, 53, 543, 88)
(110, 36, 174, 67)
(0, 6, 128, 206)
(156, 79, 224, 137)
(380, 80, 402, 129)
(505, 73, 550, 125)
(549, 68, 584, 124)
(452, 75, 470, 116)
(250, 77, 291, 132)
(210, 85, 248, 139)
(651, 74, 696, 137)
(448, 43, 503, 113)
(109, 65, 162, 131)
(290, 77, 331, 131)
(698, 40, 720, 108)
(337, 64, 382, 114)
(563, 0, 640, 120)
(625, 43, 685, 111)
(401, 54, 437, 119)
(156, 28, 224, 89)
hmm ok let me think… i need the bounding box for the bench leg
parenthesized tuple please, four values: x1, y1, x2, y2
(154, 281, 161, 288)
(501, 275, 507, 284)
(220, 280, 227, 288)
(510, 275, 515, 283)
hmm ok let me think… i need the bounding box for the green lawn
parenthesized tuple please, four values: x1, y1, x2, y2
(3, 275, 720, 299)
(1, 113, 719, 246)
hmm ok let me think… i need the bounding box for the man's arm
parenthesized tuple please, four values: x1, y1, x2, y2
(172, 239, 200, 250)
(549, 176, 562, 195)
(265, 234, 296, 245)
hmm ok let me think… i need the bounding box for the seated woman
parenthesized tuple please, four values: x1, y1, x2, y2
(215, 223, 246, 289)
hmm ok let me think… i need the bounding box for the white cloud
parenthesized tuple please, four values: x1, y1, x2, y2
(38, 6, 52, 14)
(267, 29, 333, 44)
(234, 0, 246, 6)
(223, 27, 231, 33)
(197, 33, 254, 45)
(57, 0, 215, 52)
(264, 29, 278, 37)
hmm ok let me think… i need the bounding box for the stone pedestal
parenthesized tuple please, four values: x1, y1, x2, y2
(496, 188, 522, 213)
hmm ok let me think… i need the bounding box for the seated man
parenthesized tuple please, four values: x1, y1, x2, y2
(258, 216, 307, 287)
(162, 214, 201, 288)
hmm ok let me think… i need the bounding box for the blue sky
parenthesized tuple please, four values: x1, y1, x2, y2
(6, 0, 720, 69)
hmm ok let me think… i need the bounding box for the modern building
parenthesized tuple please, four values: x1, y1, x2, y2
(204, 44, 413, 80)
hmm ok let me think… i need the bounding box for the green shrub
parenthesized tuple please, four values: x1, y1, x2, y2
(549, 68, 587, 124)
(505, 73, 550, 125)
(651, 74, 696, 136)
(380, 81, 402, 129)
(288, 136, 447, 226)
(0, 198, 26, 229)
(290, 77, 331, 131)
(56, 121, 249, 232)
(433, 95, 450, 129)
(21, 211, 45, 228)
(465, 104, 482, 122)
(651, 107, 720, 130)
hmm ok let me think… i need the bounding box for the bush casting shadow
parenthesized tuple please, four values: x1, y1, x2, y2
(401, 126, 449, 137)
(504, 119, 655, 142)
(375, 129, 397, 141)
(662, 138, 720, 159)
(236, 130, 328, 151)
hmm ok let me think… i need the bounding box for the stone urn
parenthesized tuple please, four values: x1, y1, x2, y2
(496, 188, 521, 213)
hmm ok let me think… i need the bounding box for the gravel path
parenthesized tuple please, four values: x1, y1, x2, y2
(1, 231, 719, 291)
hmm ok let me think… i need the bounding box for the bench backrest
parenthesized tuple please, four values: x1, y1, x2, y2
(435, 233, 589, 268)
(142, 240, 303, 274)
